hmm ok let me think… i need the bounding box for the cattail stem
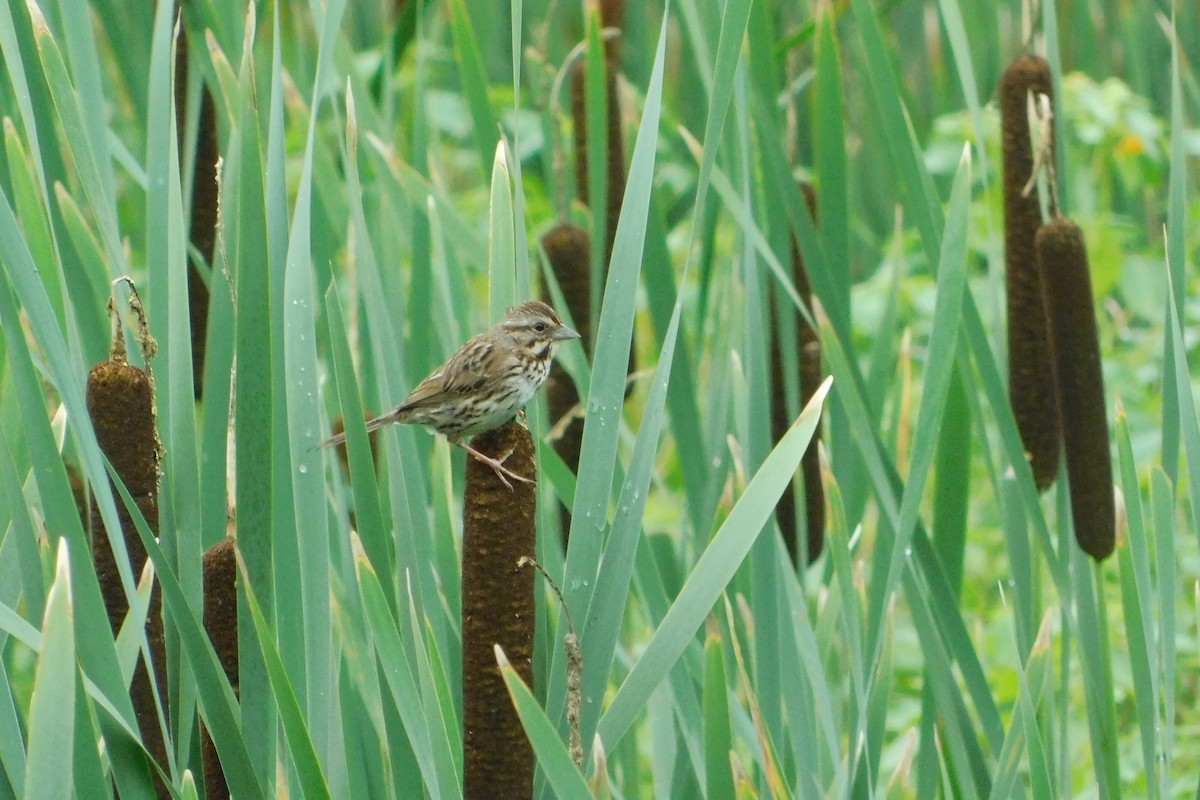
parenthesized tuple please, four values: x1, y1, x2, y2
(462, 421, 537, 797)
(1036, 218, 1115, 560)
(1001, 54, 1060, 492)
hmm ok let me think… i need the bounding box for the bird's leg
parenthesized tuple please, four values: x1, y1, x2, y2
(458, 441, 532, 490)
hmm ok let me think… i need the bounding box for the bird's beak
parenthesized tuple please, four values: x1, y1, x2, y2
(555, 325, 582, 341)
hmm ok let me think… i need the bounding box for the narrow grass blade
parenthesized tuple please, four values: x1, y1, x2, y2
(237, 554, 332, 800)
(356, 558, 459, 797)
(1165, 272, 1200, 552)
(1150, 468, 1176, 785)
(496, 646, 592, 798)
(1072, 549, 1121, 798)
(32, 18, 125, 280)
(866, 146, 971, 664)
(23, 540, 75, 800)
(448, 0, 500, 180)
(0, 656, 27, 792)
(1160, 10, 1187, 477)
(1115, 409, 1159, 797)
(571, 298, 687, 754)
(702, 631, 735, 800)
(0, 190, 143, 735)
(109, 465, 265, 799)
(559, 6, 669, 678)
(488, 140, 516, 324)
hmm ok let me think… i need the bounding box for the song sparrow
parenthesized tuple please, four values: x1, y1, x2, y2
(319, 300, 580, 488)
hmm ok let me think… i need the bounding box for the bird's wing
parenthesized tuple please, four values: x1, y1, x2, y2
(396, 334, 493, 412)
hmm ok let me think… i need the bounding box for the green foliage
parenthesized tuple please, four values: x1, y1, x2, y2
(0, 0, 1197, 798)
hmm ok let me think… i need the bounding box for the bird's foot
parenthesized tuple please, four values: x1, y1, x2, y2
(459, 442, 532, 491)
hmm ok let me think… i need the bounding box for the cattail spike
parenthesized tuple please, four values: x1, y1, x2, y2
(1036, 218, 1115, 560)
(1001, 54, 1061, 491)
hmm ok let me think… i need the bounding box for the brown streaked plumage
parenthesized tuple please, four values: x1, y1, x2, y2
(319, 300, 580, 488)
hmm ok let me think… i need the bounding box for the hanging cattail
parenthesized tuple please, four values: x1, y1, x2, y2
(86, 280, 168, 796)
(1035, 218, 1114, 560)
(770, 184, 824, 565)
(1001, 54, 1060, 491)
(461, 420, 537, 797)
(201, 536, 239, 800)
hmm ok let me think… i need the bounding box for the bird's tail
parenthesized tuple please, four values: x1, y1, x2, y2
(314, 410, 396, 450)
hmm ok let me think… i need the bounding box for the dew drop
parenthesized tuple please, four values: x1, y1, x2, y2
(298, 464, 309, 474)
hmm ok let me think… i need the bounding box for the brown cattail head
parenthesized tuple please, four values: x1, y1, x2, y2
(542, 223, 591, 542)
(461, 420, 537, 797)
(569, 5, 635, 401)
(87, 361, 158, 496)
(771, 184, 825, 565)
(1035, 218, 1114, 561)
(201, 536, 238, 800)
(175, 22, 219, 399)
(1001, 54, 1060, 492)
(87, 281, 161, 625)
(86, 280, 168, 795)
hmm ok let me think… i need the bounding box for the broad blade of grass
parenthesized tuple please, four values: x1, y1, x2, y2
(488, 141, 516, 323)
(865, 145, 971, 668)
(1150, 468, 1176, 784)
(0, 187, 147, 749)
(237, 554, 332, 800)
(448, 0, 499, 181)
(110, 463, 265, 799)
(32, 19, 126, 281)
(1158, 10, 1187, 479)
(23, 540, 75, 800)
(356, 558, 460, 797)
(558, 4, 669, 685)
(571, 297, 688, 756)
(495, 646, 592, 798)
(1115, 409, 1159, 797)
(702, 631, 734, 800)
(1164, 272, 1200, 554)
(597, 378, 830, 750)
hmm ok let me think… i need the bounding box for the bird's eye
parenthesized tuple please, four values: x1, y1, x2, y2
(534, 322, 547, 332)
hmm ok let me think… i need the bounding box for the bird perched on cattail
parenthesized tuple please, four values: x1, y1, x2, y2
(319, 300, 580, 488)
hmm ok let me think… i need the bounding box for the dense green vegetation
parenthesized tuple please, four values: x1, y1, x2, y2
(0, 0, 1197, 797)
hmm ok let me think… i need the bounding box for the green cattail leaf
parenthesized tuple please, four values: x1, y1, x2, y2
(23, 540, 76, 800)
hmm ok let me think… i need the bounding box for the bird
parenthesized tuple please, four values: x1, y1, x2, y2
(318, 300, 580, 488)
